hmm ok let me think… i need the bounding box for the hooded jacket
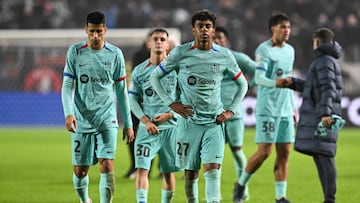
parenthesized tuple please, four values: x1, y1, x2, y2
(292, 41, 343, 157)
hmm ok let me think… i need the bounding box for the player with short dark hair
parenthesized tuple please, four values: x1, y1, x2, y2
(61, 11, 134, 203)
(150, 9, 248, 203)
(233, 12, 296, 203)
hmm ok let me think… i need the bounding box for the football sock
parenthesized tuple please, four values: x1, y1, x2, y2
(136, 189, 148, 203)
(72, 173, 90, 203)
(275, 181, 287, 199)
(161, 189, 174, 203)
(239, 171, 252, 186)
(99, 172, 115, 203)
(232, 150, 247, 179)
(204, 169, 221, 202)
(185, 177, 199, 203)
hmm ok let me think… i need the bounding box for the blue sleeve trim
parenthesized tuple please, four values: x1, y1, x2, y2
(256, 66, 266, 71)
(128, 90, 139, 96)
(159, 64, 168, 74)
(64, 72, 75, 79)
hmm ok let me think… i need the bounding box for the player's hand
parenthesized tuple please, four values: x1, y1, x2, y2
(321, 116, 333, 128)
(65, 115, 77, 133)
(153, 112, 173, 124)
(141, 115, 160, 135)
(169, 102, 194, 119)
(122, 127, 135, 144)
(276, 77, 292, 87)
(216, 110, 234, 123)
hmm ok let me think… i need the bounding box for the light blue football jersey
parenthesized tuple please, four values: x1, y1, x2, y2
(62, 40, 131, 132)
(151, 41, 247, 124)
(129, 59, 177, 130)
(221, 50, 255, 119)
(255, 39, 295, 117)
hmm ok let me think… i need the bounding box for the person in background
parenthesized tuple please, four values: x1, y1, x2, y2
(150, 9, 248, 203)
(129, 28, 178, 203)
(214, 25, 256, 201)
(233, 12, 296, 203)
(284, 28, 344, 203)
(61, 11, 134, 203)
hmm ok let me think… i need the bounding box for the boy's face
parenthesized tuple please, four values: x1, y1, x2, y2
(192, 20, 215, 43)
(271, 20, 291, 42)
(148, 32, 169, 55)
(214, 31, 228, 47)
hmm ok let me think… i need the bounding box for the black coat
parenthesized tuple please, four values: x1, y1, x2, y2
(291, 42, 343, 157)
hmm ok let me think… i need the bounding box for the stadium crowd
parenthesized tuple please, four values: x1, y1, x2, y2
(1, 0, 360, 71)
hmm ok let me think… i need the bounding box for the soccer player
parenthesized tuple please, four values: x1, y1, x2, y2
(214, 25, 256, 201)
(61, 11, 134, 203)
(128, 28, 178, 203)
(233, 13, 296, 203)
(285, 28, 343, 203)
(150, 9, 248, 203)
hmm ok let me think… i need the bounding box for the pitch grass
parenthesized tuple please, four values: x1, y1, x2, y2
(0, 127, 358, 203)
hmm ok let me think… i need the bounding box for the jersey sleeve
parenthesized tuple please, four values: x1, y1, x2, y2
(114, 50, 133, 128)
(128, 67, 146, 120)
(61, 45, 77, 118)
(149, 48, 180, 106)
(255, 46, 276, 87)
(225, 52, 249, 112)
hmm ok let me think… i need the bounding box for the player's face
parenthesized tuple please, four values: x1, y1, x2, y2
(86, 23, 107, 50)
(214, 31, 228, 47)
(272, 21, 291, 42)
(192, 20, 215, 44)
(149, 32, 169, 55)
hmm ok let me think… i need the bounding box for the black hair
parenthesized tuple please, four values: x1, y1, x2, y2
(215, 26, 229, 38)
(313, 28, 334, 43)
(86, 11, 106, 25)
(191, 9, 216, 27)
(149, 28, 169, 37)
(268, 12, 289, 33)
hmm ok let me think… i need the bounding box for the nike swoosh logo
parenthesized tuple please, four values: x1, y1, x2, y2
(79, 63, 87, 67)
(215, 155, 222, 158)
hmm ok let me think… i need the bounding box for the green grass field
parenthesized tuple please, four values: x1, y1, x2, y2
(0, 127, 359, 203)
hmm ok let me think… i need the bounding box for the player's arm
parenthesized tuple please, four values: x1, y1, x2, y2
(228, 70, 248, 112)
(128, 77, 159, 135)
(61, 47, 76, 133)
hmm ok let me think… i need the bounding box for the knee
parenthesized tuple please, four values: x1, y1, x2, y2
(100, 159, 114, 173)
(185, 170, 199, 180)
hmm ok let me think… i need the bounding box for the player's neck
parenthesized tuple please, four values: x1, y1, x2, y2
(150, 53, 166, 65)
(195, 40, 212, 50)
(271, 38, 286, 47)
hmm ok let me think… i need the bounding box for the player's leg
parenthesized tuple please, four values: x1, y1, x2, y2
(234, 116, 275, 202)
(226, 119, 249, 200)
(184, 170, 200, 203)
(202, 123, 225, 203)
(177, 119, 202, 203)
(158, 127, 178, 203)
(274, 116, 295, 202)
(134, 126, 160, 203)
(72, 132, 95, 203)
(97, 128, 118, 203)
(313, 154, 336, 203)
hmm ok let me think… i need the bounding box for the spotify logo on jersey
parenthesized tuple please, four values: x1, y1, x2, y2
(80, 74, 89, 83)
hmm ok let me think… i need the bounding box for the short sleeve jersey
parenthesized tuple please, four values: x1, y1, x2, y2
(255, 39, 295, 117)
(129, 59, 177, 130)
(158, 41, 242, 124)
(221, 51, 255, 119)
(63, 40, 126, 132)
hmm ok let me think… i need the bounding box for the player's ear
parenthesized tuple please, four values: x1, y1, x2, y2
(192, 27, 196, 36)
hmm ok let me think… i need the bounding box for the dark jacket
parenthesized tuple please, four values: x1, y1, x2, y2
(291, 42, 343, 157)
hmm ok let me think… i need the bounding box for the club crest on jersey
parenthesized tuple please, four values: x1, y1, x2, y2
(103, 61, 111, 71)
(212, 63, 220, 72)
